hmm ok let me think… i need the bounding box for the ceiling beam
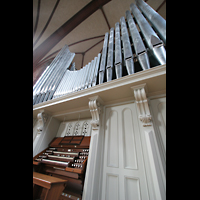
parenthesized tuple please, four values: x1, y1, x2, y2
(85, 38, 104, 54)
(68, 35, 105, 47)
(35, 49, 60, 68)
(33, 0, 41, 37)
(81, 53, 85, 68)
(33, 0, 111, 69)
(100, 6, 111, 30)
(156, 0, 166, 12)
(33, 0, 60, 48)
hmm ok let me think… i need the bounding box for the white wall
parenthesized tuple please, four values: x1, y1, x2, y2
(56, 118, 92, 137)
(33, 119, 39, 142)
(33, 117, 92, 157)
(149, 96, 166, 176)
(33, 116, 60, 157)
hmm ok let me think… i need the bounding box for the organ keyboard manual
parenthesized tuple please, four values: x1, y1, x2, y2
(33, 136, 91, 200)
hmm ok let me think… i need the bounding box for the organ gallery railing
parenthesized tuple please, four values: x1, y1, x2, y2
(33, 0, 166, 105)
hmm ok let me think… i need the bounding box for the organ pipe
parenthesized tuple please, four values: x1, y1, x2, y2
(33, 0, 166, 105)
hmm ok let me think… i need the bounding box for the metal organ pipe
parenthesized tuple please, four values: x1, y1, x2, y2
(53, 69, 69, 99)
(46, 50, 74, 101)
(70, 62, 76, 71)
(33, 45, 68, 104)
(130, 3, 166, 65)
(81, 65, 88, 90)
(33, 45, 74, 105)
(136, 0, 166, 44)
(38, 47, 74, 104)
(88, 57, 97, 88)
(92, 53, 101, 86)
(114, 22, 122, 79)
(77, 67, 85, 91)
(49, 51, 74, 100)
(126, 10, 150, 70)
(48, 52, 75, 100)
(120, 16, 134, 75)
(84, 62, 91, 89)
(33, 1, 166, 105)
(33, 65, 49, 92)
(64, 70, 74, 95)
(58, 63, 75, 97)
(106, 28, 114, 82)
(99, 32, 109, 84)
(33, 45, 68, 105)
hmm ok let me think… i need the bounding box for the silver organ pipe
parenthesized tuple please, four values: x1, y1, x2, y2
(136, 0, 166, 44)
(126, 10, 150, 70)
(92, 53, 101, 86)
(33, 0, 166, 105)
(106, 28, 114, 82)
(120, 16, 134, 75)
(88, 57, 97, 88)
(33, 65, 49, 92)
(43, 50, 71, 102)
(80, 64, 88, 90)
(33, 45, 70, 105)
(76, 64, 86, 92)
(33, 45, 75, 104)
(99, 32, 109, 84)
(88, 61, 95, 87)
(130, 3, 166, 65)
(84, 62, 91, 89)
(73, 69, 82, 92)
(114, 22, 122, 79)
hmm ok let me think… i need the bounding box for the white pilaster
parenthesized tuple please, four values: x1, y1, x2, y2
(88, 96, 101, 129)
(37, 109, 48, 134)
(131, 83, 152, 126)
(33, 110, 60, 157)
(82, 95, 104, 200)
(131, 84, 166, 200)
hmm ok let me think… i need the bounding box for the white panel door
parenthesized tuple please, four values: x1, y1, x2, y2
(101, 103, 150, 200)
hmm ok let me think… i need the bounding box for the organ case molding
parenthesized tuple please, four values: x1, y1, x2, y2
(131, 83, 152, 126)
(88, 95, 104, 130)
(37, 109, 49, 134)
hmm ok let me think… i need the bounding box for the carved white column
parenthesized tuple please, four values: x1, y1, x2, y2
(88, 96, 101, 129)
(33, 109, 50, 156)
(131, 83, 152, 126)
(82, 95, 104, 200)
(33, 117, 37, 127)
(37, 110, 48, 134)
(131, 83, 166, 200)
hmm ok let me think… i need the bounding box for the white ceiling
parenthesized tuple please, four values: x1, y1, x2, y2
(33, 0, 166, 81)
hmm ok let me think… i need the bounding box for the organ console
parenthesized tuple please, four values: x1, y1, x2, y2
(33, 136, 91, 200)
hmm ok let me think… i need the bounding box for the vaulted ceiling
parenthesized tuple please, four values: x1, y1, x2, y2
(33, 0, 166, 85)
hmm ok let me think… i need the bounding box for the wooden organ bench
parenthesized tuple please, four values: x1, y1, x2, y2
(33, 171, 67, 200)
(33, 136, 91, 200)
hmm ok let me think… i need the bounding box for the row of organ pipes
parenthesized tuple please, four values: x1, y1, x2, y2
(33, 0, 166, 105)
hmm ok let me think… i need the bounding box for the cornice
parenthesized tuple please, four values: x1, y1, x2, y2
(33, 64, 166, 119)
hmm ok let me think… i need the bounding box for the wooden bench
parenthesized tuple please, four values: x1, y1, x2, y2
(33, 171, 67, 200)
